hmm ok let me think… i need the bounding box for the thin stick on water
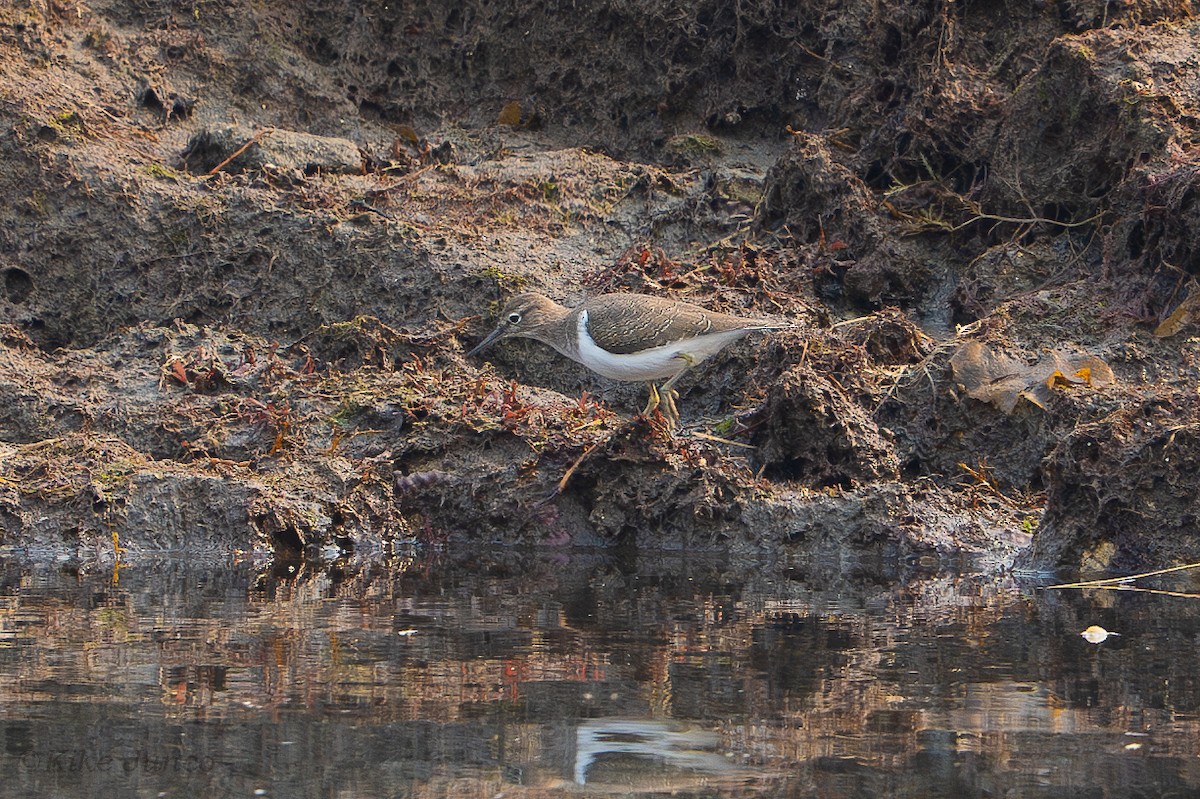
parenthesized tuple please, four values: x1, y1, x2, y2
(1045, 561, 1200, 592)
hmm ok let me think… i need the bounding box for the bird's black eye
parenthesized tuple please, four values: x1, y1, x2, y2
(507, 312, 522, 324)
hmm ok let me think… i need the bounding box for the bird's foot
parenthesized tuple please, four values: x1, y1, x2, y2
(641, 383, 662, 418)
(640, 383, 681, 434)
(659, 386, 680, 431)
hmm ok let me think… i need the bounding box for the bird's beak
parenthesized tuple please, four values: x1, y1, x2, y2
(466, 324, 507, 357)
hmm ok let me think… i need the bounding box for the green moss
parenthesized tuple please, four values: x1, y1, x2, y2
(711, 417, 736, 436)
(44, 110, 87, 141)
(164, 227, 191, 248)
(90, 458, 140, 501)
(480, 265, 526, 292)
(52, 110, 84, 129)
(321, 316, 383, 338)
(145, 163, 182, 182)
(328, 399, 363, 427)
(82, 28, 113, 50)
(25, 189, 48, 216)
(665, 133, 724, 157)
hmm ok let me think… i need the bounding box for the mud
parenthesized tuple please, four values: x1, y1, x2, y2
(1, 0, 1199, 574)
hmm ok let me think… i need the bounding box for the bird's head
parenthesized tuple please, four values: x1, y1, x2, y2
(467, 292, 566, 356)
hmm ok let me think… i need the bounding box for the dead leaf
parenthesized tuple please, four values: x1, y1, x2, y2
(1046, 369, 1074, 389)
(1154, 283, 1200, 337)
(167, 359, 189, 385)
(1018, 389, 1048, 410)
(394, 124, 420, 145)
(949, 341, 1028, 413)
(951, 342, 1114, 414)
(1081, 625, 1119, 644)
(497, 101, 522, 127)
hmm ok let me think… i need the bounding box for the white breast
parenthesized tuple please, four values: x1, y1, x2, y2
(572, 311, 750, 382)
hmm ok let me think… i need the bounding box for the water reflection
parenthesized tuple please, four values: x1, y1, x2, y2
(574, 718, 733, 787)
(0, 550, 1197, 798)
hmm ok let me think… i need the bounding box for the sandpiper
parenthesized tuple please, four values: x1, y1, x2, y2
(467, 291, 788, 427)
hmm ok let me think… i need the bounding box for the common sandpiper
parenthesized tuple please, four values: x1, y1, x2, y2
(467, 291, 788, 427)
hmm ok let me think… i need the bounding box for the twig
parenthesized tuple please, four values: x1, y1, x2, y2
(951, 211, 1102, 233)
(1079, 586, 1200, 599)
(1045, 561, 1200, 590)
(205, 128, 273, 176)
(691, 431, 755, 449)
(549, 439, 600, 494)
(793, 44, 852, 72)
(831, 315, 876, 329)
(364, 164, 439, 198)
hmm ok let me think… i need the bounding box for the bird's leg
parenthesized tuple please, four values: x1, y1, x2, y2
(660, 353, 695, 395)
(642, 382, 662, 417)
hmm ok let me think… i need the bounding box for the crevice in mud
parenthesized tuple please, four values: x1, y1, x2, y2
(3, 267, 32, 304)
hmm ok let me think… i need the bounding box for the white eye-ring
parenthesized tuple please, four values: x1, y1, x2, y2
(507, 312, 522, 324)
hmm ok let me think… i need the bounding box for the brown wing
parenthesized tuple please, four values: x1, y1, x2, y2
(583, 293, 781, 355)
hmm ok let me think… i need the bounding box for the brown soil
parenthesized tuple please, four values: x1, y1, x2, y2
(2, 0, 1198, 574)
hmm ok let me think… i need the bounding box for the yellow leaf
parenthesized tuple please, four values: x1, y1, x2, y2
(1046, 369, 1073, 389)
(394, 124, 420, 145)
(497, 101, 522, 127)
(1154, 284, 1200, 337)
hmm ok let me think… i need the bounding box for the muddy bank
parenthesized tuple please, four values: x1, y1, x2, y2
(1, 1, 1198, 573)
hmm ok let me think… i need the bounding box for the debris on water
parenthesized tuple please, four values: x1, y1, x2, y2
(1080, 625, 1119, 644)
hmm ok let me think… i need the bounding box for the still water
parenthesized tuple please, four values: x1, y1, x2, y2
(0, 549, 1197, 798)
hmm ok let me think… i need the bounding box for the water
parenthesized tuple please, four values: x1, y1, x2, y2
(0, 550, 1198, 798)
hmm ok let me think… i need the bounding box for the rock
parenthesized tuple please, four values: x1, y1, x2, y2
(182, 125, 363, 176)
